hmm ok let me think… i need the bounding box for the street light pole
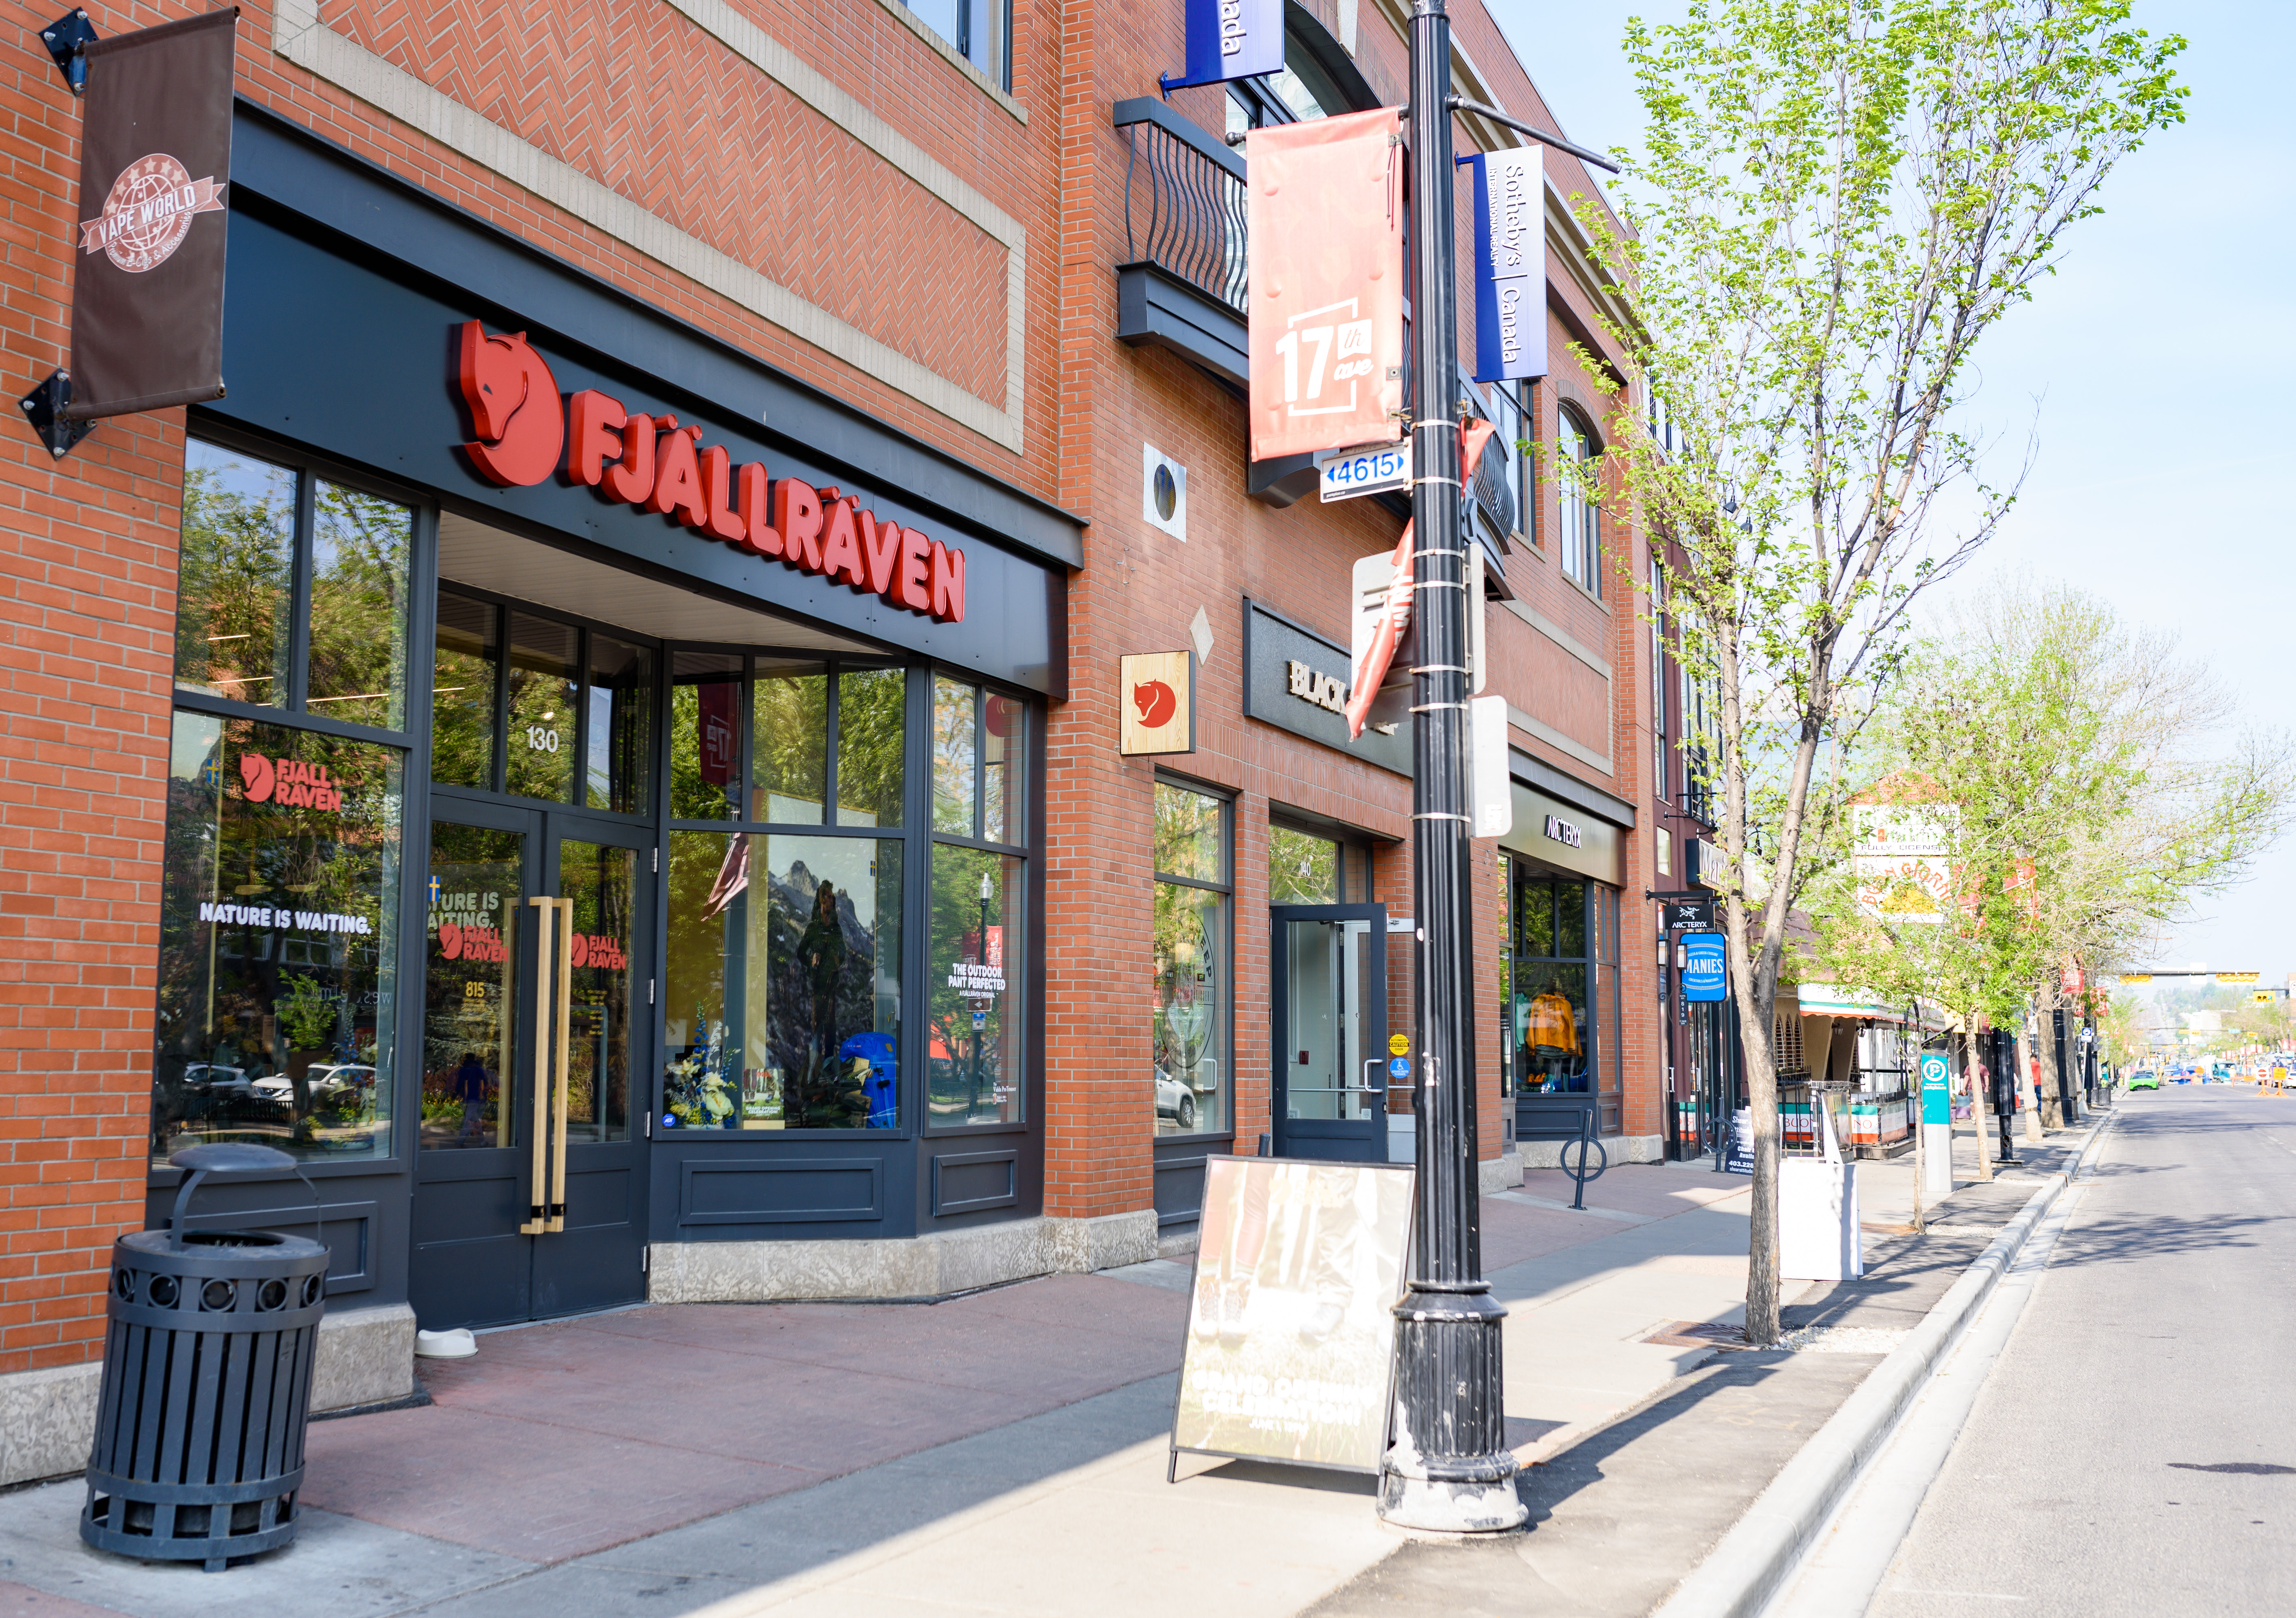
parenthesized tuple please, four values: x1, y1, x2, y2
(1378, 0, 1525, 1535)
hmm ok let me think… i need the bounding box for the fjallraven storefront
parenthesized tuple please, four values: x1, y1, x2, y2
(143, 108, 1078, 1333)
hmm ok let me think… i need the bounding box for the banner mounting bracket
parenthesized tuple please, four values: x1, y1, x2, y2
(19, 371, 93, 460)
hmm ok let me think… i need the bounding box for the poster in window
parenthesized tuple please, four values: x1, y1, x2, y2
(1172, 1157, 1415, 1473)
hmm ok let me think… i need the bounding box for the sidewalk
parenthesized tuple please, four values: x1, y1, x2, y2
(0, 1125, 2103, 1617)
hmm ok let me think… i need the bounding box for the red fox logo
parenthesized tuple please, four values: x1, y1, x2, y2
(1132, 679, 1178, 728)
(458, 321, 563, 487)
(238, 753, 274, 803)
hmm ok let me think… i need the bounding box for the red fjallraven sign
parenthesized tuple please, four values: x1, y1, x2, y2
(452, 322, 966, 624)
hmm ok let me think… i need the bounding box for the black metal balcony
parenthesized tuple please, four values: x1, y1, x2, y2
(1114, 98, 1248, 388)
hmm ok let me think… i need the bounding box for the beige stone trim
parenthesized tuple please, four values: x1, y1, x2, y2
(647, 1211, 1160, 1303)
(1509, 702, 1612, 777)
(270, 0, 1028, 454)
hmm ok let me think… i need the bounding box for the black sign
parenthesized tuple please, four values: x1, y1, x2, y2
(1662, 896, 1714, 931)
(68, 9, 238, 420)
(1542, 813, 1582, 848)
(1240, 600, 1411, 778)
(1724, 1107, 1754, 1175)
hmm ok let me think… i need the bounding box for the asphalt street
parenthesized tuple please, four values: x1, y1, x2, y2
(1871, 1085, 2296, 1617)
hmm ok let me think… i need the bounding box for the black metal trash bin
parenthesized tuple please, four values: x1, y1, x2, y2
(81, 1145, 327, 1571)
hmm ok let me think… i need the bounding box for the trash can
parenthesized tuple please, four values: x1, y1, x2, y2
(81, 1144, 328, 1571)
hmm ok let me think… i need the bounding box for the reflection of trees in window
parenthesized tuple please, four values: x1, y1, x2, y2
(836, 667, 905, 827)
(1269, 825, 1338, 904)
(750, 664, 825, 821)
(306, 482, 411, 728)
(151, 715, 402, 1167)
(174, 447, 294, 705)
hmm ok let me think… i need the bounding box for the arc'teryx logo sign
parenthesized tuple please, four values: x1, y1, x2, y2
(79, 153, 225, 274)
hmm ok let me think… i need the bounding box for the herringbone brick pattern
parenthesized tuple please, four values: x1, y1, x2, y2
(325, 0, 1010, 404)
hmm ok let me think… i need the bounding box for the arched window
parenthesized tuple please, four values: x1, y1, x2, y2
(1557, 410, 1600, 590)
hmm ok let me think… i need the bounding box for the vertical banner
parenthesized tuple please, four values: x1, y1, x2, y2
(1173, 1157, 1415, 1473)
(68, 8, 239, 420)
(1469, 147, 1546, 382)
(1682, 932, 1727, 1002)
(1163, 0, 1284, 94)
(1247, 109, 1405, 461)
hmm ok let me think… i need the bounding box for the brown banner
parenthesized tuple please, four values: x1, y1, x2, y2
(68, 8, 239, 421)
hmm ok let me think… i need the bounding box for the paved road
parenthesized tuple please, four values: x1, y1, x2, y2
(1872, 1086, 2296, 1617)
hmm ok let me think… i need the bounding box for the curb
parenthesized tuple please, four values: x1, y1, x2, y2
(1652, 1116, 2116, 1618)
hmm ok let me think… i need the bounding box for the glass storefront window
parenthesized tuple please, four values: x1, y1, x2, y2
(752, 661, 827, 823)
(931, 674, 976, 835)
(835, 665, 905, 828)
(306, 481, 412, 729)
(585, 635, 654, 815)
(174, 443, 295, 708)
(928, 844, 1024, 1127)
(670, 651, 744, 820)
(505, 613, 577, 802)
(1269, 825, 1339, 903)
(421, 822, 519, 1150)
(1153, 782, 1229, 1137)
(432, 590, 498, 790)
(561, 840, 636, 1142)
(1507, 866, 1622, 1127)
(152, 712, 402, 1165)
(983, 692, 1023, 844)
(663, 832, 903, 1130)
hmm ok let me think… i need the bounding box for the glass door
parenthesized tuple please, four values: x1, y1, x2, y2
(1269, 903, 1387, 1161)
(411, 804, 650, 1329)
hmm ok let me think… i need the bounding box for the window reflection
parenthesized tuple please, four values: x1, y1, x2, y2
(421, 823, 518, 1150)
(307, 482, 412, 729)
(1153, 782, 1228, 1138)
(664, 833, 902, 1129)
(931, 675, 975, 835)
(670, 651, 743, 820)
(432, 591, 497, 790)
(928, 844, 1023, 1126)
(1268, 825, 1339, 904)
(505, 614, 577, 802)
(151, 714, 401, 1166)
(836, 666, 905, 828)
(983, 693, 1024, 844)
(174, 444, 294, 708)
(751, 661, 826, 823)
(584, 636, 654, 816)
(561, 840, 634, 1142)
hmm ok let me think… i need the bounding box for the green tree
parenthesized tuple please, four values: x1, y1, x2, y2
(1575, 0, 2185, 1340)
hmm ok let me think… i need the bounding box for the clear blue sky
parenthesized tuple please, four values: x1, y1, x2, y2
(1489, 0, 2295, 994)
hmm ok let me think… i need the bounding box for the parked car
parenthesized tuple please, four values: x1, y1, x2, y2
(2126, 1069, 2160, 1091)
(1153, 1065, 1198, 1130)
(252, 1063, 376, 1114)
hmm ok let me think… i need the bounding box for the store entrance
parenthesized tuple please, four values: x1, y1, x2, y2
(1269, 904, 1389, 1161)
(410, 799, 652, 1330)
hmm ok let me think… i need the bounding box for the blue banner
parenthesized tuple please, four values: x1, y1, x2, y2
(1682, 931, 1727, 1003)
(1162, 0, 1285, 96)
(1470, 148, 1547, 382)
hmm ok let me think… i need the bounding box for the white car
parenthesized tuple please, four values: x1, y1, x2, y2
(1153, 1065, 1198, 1131)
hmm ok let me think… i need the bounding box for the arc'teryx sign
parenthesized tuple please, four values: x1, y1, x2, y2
(66, 9, 238, 421)
(453, 323, 967, 624)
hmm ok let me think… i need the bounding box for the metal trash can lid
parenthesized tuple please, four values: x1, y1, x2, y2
(170, 1143, 297, 1174)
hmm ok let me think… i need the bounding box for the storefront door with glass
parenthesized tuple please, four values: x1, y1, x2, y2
(1270, 905, 1388, 1161)
(412, 804, 649, 1329)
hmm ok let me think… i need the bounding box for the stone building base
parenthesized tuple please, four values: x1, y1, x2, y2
(0, 1301, 418, 1488)
(647, 1210, 1162, 1304)
(1517, 1133, 1667, 1169)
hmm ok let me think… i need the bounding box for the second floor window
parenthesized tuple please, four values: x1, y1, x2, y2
(1558, 410, 1601, 591)
(905, 0, 1008, 89)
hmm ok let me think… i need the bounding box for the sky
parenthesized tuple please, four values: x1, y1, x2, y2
(1487, 0, 2295, 1002)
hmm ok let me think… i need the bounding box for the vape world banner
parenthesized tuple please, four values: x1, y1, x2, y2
(1247, 110, 1405, 461)
(1171, 1157, 1415, 1474)
(69, 8, 239, 420)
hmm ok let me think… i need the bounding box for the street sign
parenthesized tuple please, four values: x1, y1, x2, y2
(1682, 931, 1727, 1003)
(1660, 896, 1713, 931)
(1317, 441, 1411, 502)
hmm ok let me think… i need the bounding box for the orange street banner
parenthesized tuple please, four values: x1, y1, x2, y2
(1247, 109, 1405, 461)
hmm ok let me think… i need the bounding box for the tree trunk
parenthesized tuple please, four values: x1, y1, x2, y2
(2035, 978, 2064, 1129)
(1961, 1026, 1992, 1184)
(1740, 979, 1782, 1344)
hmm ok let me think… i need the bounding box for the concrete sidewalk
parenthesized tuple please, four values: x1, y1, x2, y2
(0, 1133, 2101, 1617)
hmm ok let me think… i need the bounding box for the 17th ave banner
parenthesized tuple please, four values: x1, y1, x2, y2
(1246, 109, 1405, 461)
(68, 8, 238, 421)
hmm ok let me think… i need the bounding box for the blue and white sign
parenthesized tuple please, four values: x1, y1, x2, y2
(1469, 148, 1548, 382)
(1161, 0, 1284, 96)
(1919, 1050, 1951, 1125)
(1682, 931, 1727, 1003)
(1389, 1055, 1412, 1081)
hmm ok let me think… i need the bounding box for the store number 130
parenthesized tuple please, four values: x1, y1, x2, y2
(525, 725, 561, 753)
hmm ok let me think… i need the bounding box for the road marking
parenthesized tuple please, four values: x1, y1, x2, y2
(1884, 1591, 2028, 1602)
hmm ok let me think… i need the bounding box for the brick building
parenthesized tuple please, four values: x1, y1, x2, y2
(0, 0, 1683, 1481)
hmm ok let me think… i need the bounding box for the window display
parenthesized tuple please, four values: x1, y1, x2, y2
(1507, 863, 1623, 1129)
(151, 713, 402, 1165)
(664, 833, 903, 1129)
(928, 677, 1029, 1128)
(1154, 782, 1230, 1137)
(421, 823, 518, 1150)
